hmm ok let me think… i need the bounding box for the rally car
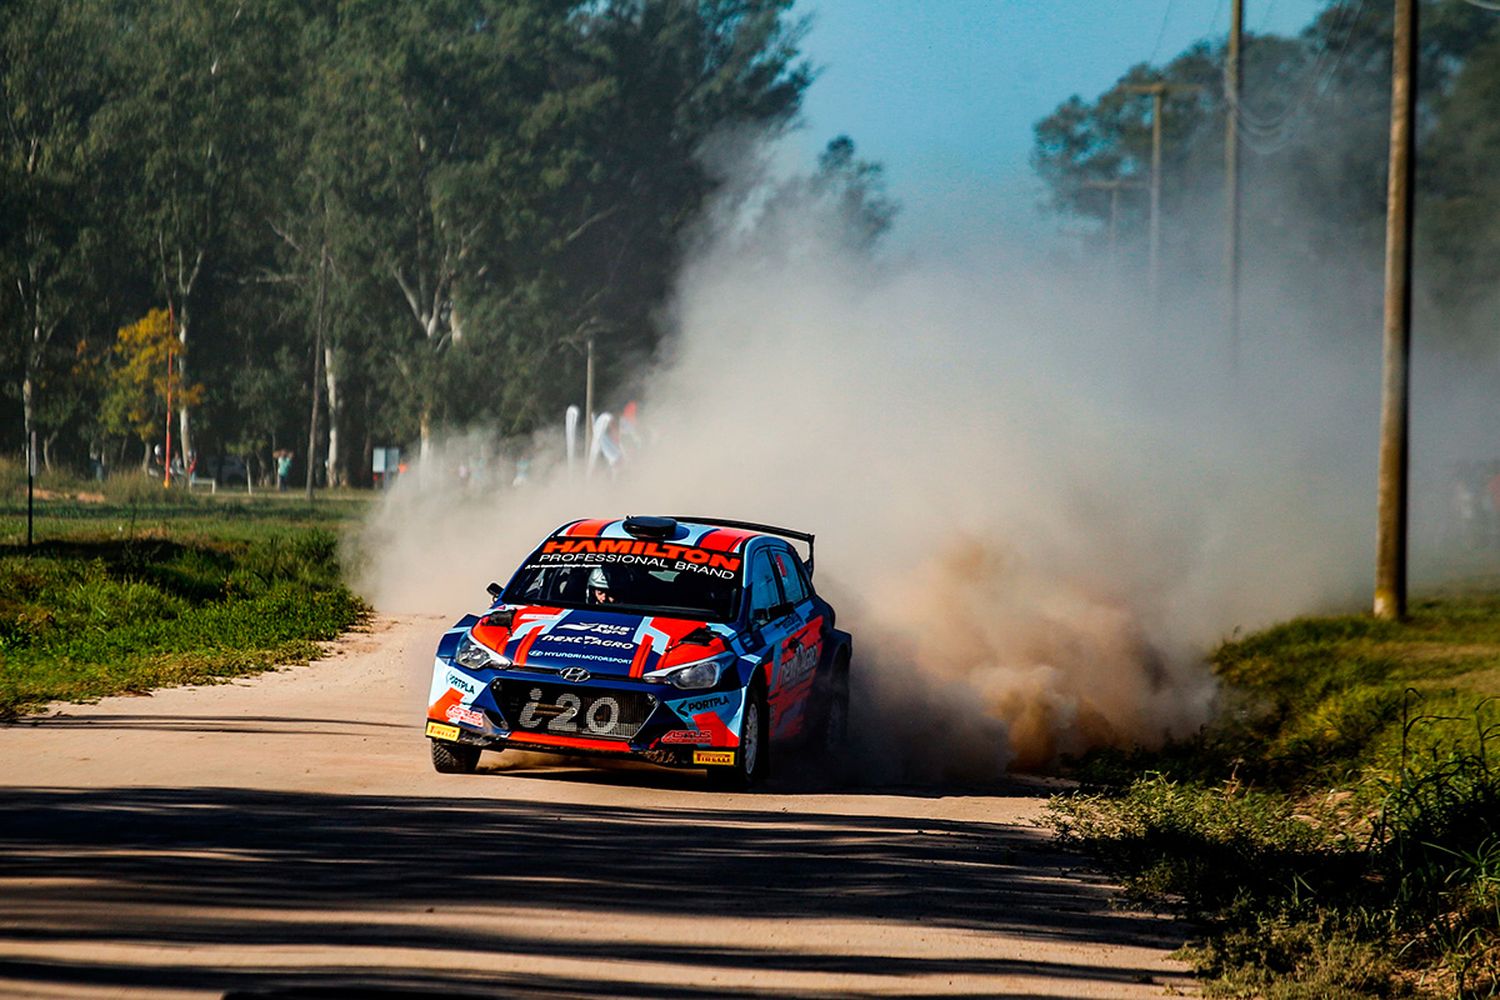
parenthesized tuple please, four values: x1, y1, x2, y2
(424, 515, 852, 789)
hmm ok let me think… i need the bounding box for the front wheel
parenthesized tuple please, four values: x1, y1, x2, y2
(706, 682, 768, 791)
(430, 738, 481, 774)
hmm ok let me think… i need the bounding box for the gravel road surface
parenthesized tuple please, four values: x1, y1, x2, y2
(0, 614, 1193, 998)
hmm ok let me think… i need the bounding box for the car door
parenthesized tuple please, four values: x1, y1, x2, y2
(744, 547, 792, 725)
(765, 544, 823, 740)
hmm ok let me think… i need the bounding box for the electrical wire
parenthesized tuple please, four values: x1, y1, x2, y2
(1224, 0, 1370, 153)
(1149, 0, 1179, 64)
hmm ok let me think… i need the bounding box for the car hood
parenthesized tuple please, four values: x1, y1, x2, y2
(467, 605, 733, 679)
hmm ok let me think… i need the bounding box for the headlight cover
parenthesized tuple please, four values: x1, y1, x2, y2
(644, 654, 731, 690)
(454, 632, 510, 670)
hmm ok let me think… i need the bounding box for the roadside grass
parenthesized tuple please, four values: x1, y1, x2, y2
(1050, 596, 1500, 999)
(0, 469, 369, 716)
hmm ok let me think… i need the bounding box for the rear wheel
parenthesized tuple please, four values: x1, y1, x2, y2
(706, 682, 768, 791)
(817, 654, 850, 756)
(430, 738, 481, 774)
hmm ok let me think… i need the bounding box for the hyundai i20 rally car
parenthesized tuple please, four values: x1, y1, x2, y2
(424, 515, 852, 789)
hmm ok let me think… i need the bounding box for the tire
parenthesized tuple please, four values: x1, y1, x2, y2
(430, 738, 481, 774)
(706, 680, 768, 791)
(816, 653, 850, 757)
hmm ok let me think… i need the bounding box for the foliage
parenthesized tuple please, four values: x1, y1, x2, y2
(1053, 597, 1500, 998)
(2, 0, 845, 482)
(0, 493, 367, 716)
(101, 308, 205, 449)
(1030, 0, 1500, 342)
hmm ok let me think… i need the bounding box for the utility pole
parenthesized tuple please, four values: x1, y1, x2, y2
(1083, 178, 1146, 266)
(1226, 0, 1244, 368)
(26, 430, 35, 549)
(1123, 83, 1202, 306)
(1375, 0, 1418, 621)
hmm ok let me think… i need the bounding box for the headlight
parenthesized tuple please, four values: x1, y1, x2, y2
(644, 655, 730, 690)
(454, 632, 510, 670)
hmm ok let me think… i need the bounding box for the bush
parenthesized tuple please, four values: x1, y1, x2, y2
(1053, 601, 1500, 998)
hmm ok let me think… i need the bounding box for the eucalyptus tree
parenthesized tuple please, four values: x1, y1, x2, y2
(0, 1, 112, 467)
(99, 0, 297, 465)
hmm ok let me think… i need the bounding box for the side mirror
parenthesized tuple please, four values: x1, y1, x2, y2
(486, 581, 503, 599)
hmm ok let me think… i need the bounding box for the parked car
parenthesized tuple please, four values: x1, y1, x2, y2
(201, 455, 248, 486)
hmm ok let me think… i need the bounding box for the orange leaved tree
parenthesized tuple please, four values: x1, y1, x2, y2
(101, 308, 205, 470)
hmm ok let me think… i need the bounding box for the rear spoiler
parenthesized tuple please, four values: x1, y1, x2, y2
(673, 515, 817, 577)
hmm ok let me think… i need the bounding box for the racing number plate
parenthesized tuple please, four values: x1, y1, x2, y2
(501, 682, 651, 741)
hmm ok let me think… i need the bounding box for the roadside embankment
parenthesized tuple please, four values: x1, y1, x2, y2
(1050, 594, 1500, 998)
(0, 488, 367, 716)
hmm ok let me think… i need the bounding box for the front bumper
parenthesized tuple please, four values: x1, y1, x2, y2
(425, 660, 745, 766)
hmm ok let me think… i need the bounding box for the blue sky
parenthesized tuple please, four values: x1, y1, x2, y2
(793, 0, 1330, 246)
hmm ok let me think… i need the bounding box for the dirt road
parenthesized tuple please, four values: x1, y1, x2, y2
(0, 615, 1192, 998)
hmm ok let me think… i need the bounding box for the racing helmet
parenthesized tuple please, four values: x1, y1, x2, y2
(588, 565, 611, 592)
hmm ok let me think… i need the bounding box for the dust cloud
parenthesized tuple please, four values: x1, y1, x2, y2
(353, 159, 1390, 782)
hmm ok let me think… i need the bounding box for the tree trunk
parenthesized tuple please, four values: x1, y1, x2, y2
(358, 381, 374, 488)
(21, 372, 34, 471)
(176, 306, 194, 464)
(306, 245, 328, 502)
(419, 406, 433, 486)
(324, 345, 342, 487)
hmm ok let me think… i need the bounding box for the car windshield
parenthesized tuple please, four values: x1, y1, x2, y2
(504, 540, 743, 621)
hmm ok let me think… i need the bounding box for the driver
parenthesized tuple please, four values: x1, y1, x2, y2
(588, 565, 616, 604)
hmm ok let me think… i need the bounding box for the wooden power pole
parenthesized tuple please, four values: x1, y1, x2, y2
(1375, 0, 1418, 620)
(1083, 178, 1146, 268)
(1226, 0, 1244, 368)
(1124, 83, 1202, 306)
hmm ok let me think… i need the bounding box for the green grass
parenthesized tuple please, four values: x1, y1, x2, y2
(1052, 596, 1500, 999)
(0, 467, 369, 716)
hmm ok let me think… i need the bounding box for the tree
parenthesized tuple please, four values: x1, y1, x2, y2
(0, 1, 110, 467)
(102, 308, 205, 467)
(101, 0, 296, 466)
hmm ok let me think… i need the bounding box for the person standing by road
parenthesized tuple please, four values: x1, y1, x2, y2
(276, 450, 293, 492)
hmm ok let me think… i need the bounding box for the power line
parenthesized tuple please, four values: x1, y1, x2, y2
(1149, 0, 1179, 64)
(1224, 0, 1369, 154)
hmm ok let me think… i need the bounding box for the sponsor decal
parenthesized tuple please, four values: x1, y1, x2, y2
(446, 705, 485, 727)
(533, 632, 637, 651)
(425, 721, 460, 741)
(659, 729, 712, 744)
(557, 621, 633, 635)
(777, 639, 820, 690)
(538, 538, 742, 579)
(445, 671, 478, 695)
(676, 692, 734, 715)
(693, 750, 734, 766)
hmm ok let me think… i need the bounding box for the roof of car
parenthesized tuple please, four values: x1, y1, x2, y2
(554, 517, 763, 553)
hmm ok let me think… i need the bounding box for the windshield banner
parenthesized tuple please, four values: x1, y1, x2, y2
(540, 538, 743, 574)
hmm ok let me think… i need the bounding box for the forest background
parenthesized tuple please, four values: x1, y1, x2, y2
(4, 0, 1499, 488)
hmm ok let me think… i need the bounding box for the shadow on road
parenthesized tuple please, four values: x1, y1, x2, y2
(0, 786, 1183, 998)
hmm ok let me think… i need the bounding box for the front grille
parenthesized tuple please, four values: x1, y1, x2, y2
(496, 681, 654, 742)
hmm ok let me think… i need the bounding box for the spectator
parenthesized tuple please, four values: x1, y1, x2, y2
(276, 450, 293, 492)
